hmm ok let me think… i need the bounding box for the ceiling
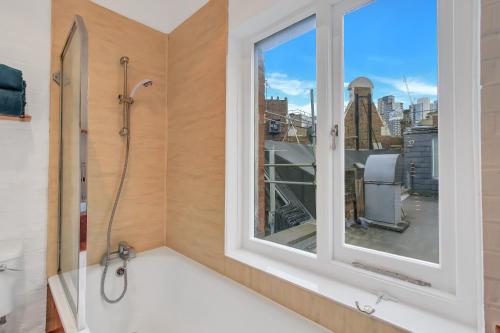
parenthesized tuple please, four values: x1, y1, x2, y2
(91, 0, 209, 33)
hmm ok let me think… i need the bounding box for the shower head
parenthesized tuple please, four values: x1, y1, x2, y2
(130, 79, 153, 99)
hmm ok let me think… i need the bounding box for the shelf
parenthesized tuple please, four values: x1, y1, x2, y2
(0, 114, 32, 122)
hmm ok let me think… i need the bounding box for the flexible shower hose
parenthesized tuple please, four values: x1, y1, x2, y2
(100, 133, 130, 303)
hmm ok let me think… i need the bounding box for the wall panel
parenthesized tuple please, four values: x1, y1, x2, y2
(47, 0, 167, 274)
(166, 0, 227, 273)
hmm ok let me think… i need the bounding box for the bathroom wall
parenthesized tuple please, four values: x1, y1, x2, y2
(0, 1, 52, 331)
(166, 1, 403, 332)
(166, 0, 227, 272)
(47, 0, 167, 275)
(482, 0, 500, 332)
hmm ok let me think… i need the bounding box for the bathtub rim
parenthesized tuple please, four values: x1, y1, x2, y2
(48, 246, 331, 333)
(48, 273, 90, 333)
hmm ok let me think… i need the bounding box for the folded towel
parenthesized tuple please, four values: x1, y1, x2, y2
(0, 88, 24, 116)
(0, 64, 24, 91)
(21, 81, 26, 110)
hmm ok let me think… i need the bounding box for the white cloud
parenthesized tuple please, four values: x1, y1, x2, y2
(266, 72, 315, 97)
(371, 75, 437, 96)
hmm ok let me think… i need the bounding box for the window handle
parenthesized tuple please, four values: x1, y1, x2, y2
(331, 124, 339, 149)
(355, 301, 375, 315)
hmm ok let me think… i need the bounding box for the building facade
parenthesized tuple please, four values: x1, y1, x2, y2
(345, 77, 386, 150)
(403, 126, 439, 194)
(413, 97, 431, 124)
(378, 95, 404, 136)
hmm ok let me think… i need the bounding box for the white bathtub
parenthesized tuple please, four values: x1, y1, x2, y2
(50, 247, 329, 333)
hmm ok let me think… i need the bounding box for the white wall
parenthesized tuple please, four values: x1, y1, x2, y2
(0, 1, 51, 332)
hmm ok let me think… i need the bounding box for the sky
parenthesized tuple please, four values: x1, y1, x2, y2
(262, 0, 438, 114)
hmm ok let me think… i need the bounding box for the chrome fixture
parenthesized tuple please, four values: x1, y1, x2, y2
(117, 56, 153, 136)
(100, 241, 136, 266)
(100, 56, 152, 304)
(130, 79, 153, 99)
(355, 291, 399, 316)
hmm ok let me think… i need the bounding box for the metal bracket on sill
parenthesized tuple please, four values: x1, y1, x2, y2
(355, 291, 399, 315)
(355, 301, 376, 315)
(352, 261, 432, 287)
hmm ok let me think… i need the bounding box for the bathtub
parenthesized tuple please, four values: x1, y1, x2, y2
(49, 247, 329, 333)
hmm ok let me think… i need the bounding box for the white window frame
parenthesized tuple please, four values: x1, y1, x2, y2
(331, 0, 450, 292)
(225, 0, 483, 330)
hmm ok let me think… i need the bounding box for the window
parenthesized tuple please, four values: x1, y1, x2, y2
(342, 0, 439, 263)
(254, 16, 317, 253)
(226, 0, 481, 328)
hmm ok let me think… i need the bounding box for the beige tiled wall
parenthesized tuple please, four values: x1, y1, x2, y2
(47, 0, 167, 275)
(482, 0, 500, 331)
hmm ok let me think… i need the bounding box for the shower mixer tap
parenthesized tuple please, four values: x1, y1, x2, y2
(118, 241, 136, 261)
(100, 241, 136, 266)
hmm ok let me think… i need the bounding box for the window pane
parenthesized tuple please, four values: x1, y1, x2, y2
(254, 16, 317, 253)
(343, 0, 439, 263)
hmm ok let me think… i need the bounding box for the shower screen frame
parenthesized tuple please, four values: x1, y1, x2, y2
(56, 14, 88, 329)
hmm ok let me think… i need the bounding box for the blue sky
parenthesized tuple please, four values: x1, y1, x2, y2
(263, 0, 438, 113)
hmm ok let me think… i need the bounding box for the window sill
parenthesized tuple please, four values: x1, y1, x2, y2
(226, 248, 476, 333)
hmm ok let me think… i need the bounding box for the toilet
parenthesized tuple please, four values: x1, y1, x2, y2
(0, 240, 23, 325)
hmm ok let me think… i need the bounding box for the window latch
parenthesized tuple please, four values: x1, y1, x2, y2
(355, 301, 375, 315)
(331, 124, 339, 149)
(355, 291, 398, 316)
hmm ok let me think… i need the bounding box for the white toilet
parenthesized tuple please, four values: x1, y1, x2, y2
(0, 240, 23, 325)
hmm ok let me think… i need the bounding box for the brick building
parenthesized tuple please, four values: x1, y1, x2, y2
(344, 77, 387, 150)
(256, 49, 266, 236)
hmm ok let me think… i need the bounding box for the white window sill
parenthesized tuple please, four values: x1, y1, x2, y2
(226, 248, 476, 333)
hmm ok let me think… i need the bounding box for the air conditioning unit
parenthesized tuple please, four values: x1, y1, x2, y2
(360, 154, 409, 232)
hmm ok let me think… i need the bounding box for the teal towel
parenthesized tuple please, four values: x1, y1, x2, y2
(0, 64, 24, 91)
(0, 88, 24, 116)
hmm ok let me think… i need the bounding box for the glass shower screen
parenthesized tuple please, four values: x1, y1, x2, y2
(57, 15, 88, 329)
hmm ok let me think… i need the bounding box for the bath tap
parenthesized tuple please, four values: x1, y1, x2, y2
(100, 241, 136, 266)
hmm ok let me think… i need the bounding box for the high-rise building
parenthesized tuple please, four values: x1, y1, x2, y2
(413, 97, 431, 124)
(431, 100, 438, 113)
(378, 95, 404, 136)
